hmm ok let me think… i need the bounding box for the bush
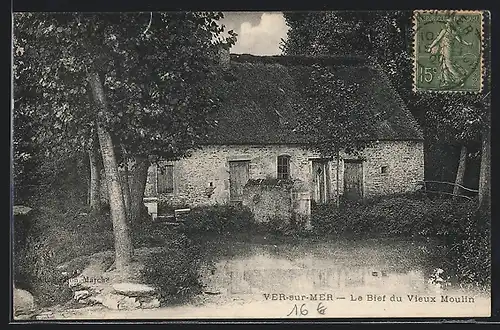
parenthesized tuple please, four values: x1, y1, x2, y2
(157, 201, 189, 216)
(312, 202, 367, 237)
(25, 263, 75, 308)
(15, 206, 114, 307)
(311, 193, 490, 288)
(132, 221, 179, 248)
(446, 209, 491, 288)
(312, 193, 479, 238)
(140, 234, 205, 305)
(180, 204, 255, 234)
(24, 209, 114, 265)
(261, 214, 311, 238)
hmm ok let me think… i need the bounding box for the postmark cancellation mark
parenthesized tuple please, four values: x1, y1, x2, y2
(413, 10, 484, 93)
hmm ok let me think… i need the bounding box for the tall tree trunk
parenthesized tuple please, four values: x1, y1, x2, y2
(129, 156, 150, 226)
(120, 146, 132, 222)
(88, 71, 133, 271)
(336, 149, 340, 208)
(88, 139, 102, 214)
(121, 165, 132, 221)
(478, 127, 491, 214)
(453, 145, 467, 197)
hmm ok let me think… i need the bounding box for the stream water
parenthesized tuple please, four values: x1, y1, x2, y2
(190, 235, 491, 318)
(28, 235, 490, 319)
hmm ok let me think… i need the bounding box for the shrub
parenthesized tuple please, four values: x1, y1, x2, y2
(15, 206, 114, 307)
(156, 201, 189, 216)
(311, 193, 479, 238)
(132, 221, 178, 248)
(310, 193, 490, 288)
(180, 204, 255, 234)
(262, 214, 311, 237)
(446, 209, 491, 288)
(311, 202, 367, 237)
(25, 260, 74, 308)
(140, 234, 205, 305)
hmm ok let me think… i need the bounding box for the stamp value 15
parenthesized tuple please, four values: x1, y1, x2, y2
(413, 10, 484, 93)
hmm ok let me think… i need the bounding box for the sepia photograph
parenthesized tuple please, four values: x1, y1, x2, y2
(11, 9, 491, 320)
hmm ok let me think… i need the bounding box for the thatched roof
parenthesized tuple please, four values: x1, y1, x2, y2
(205, 54, 423, 145)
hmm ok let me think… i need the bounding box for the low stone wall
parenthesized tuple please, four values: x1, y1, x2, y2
(242, 179, 311, 229)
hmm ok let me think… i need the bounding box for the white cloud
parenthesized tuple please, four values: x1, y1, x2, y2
(230, 13, 288, 56)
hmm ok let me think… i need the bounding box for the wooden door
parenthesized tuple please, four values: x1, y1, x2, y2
(229, 161, 250, 202)
(157, 164, 174, 194)
(312, 160, 330, 204)
(343, 160, 363, 201)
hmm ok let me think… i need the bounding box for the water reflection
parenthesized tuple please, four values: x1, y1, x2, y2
(198, 238, 446, 296)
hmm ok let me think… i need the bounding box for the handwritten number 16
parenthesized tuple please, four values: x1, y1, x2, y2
(287, 304, 308, 316)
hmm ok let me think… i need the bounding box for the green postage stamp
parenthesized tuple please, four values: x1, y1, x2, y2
(413, 10, 484, 93)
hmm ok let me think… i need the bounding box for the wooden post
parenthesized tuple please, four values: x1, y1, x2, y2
(453, 146, 467, 197)
(478, 126, 491, 213)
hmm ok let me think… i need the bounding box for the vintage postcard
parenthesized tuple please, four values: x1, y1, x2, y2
(11, 10, 491, 321)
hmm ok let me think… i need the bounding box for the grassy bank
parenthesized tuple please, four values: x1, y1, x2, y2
(15, 207, 114, 307)
(14, 204, 207, 308)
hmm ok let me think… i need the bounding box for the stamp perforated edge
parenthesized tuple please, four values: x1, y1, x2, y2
(411, 9, 485, 94)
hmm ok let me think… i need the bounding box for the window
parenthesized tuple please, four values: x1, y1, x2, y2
(277, 155, 291, 179)
(381, 166, 388, 174)
(157, 164, 174, 194)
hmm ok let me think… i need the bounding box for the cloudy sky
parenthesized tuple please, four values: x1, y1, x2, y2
(219, 12, 289, 55)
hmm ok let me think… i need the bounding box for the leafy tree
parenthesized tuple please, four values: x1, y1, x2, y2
(13, 12, 236, 271)
(282, 10, 490, 211)
(292, 62, 385, 206)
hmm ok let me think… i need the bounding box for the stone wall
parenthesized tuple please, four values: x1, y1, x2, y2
(242, 180, 294, 224)
(144, 141, 424, 208)
(145, 145, 316, 208)
(353, 140, 425, 197)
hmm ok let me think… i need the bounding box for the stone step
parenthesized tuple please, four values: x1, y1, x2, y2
(112, 282, 156, 297)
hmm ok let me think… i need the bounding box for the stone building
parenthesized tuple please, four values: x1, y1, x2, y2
(143, 53, 424, 221)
